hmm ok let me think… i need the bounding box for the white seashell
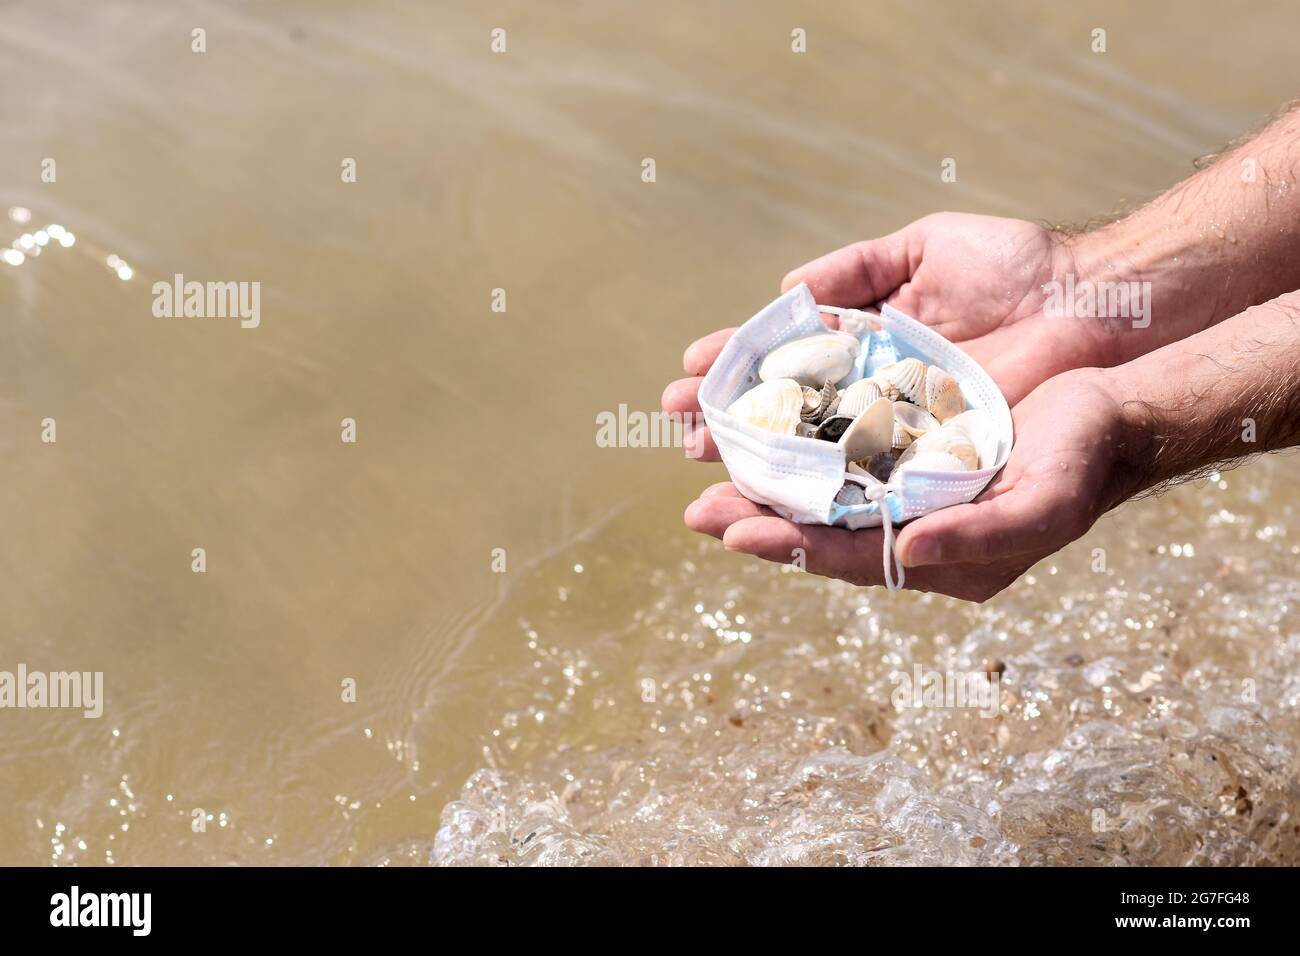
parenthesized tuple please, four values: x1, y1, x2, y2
(924, 365, 965, 423)
(944, 409, 1000, 470)
(836, 378, 884, 418)
(896, 450, 968, 475)
(891, 420, 914, 452)
(876, 358, 927, 405)
(897, 424, 979, 471)
(759, 333, 860, 388)
(726, 378, 803, 435)
(893, 401, 939, 438)
(839, 397, 894, 462)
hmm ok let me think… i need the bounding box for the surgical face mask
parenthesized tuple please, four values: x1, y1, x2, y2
(697, 283, 1014, 591)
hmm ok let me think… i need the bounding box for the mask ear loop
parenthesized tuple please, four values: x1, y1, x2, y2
(862, 482, 905, 591)
(821, 301, 905, 591)
(815, 304, 882, 337)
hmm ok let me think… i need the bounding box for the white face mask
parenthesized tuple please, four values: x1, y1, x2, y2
(697, 283, 1014, 591)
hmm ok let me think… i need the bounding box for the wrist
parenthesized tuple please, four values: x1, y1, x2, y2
(1095, 364, 1161, 506)
(1056, 218, 1208, 367)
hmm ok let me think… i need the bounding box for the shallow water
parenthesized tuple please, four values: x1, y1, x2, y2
(1, 1, 1298, 866)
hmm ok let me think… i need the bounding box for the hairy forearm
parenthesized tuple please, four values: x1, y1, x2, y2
(1065, 103, 1300, 366)
(1105, 292, 1300, 498)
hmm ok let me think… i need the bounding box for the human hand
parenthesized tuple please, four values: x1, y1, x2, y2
(682, 369, 1139, 602)
(661, 212, 1111, 463)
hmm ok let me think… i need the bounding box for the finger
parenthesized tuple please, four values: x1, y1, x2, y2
(895, 484, 1080, 568)
(720, 516, 889, 584)
(661, 377, 702, 415)
(699, 482, 743, 498)
(683, 328, 738, 376)
(681, 422, 720, 462)
(684, 494, 774, 539)
(780, 228, 917, 307)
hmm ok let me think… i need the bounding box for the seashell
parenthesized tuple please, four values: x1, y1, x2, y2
(845, 460, 874, 481)
(759, 333, 860, 388)
(893, 401, 939, 438)
(800, 381, 838, 424)
(726, 378, 802, 435)
(890, 420, 914, 452)
(863, 451, 897, 482)
(876, 358, 927, 405)
(944, 409, 1000, 469)
(836, 378, 884, 418)
(813, 413, 855, 443)
(834, 482, 867, 506)
(839, 397, 894, 462)
(896, 424, 979, 471)
(896, 450, 968, 475)
(924, 365, 965, 423)
(794, 421, 819, 439)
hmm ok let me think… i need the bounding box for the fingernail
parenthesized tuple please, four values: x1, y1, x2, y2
(901, 538, 941, 567)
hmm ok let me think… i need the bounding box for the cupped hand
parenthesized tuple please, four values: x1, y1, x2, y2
(662, 212, 1108, 462)
(682, 369, 1139, 603)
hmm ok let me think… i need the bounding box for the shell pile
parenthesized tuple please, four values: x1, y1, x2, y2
(727, 333, 1000, 488)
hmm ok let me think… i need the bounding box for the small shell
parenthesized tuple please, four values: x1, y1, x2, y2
(893, 401, 939, 438)
(890, 421, 914, 452)
(944, 409, 1000, 470)
(759, 333, 860, 388)
(863, 451, 897, 482)
(836, 378, 884, 418)
(834, 482, 867, 506)
(795, 421, 819, 439)
(876, 358, 927, 405)
(839, 397, 894, 461)
(813, 413, 855, 443)
(801, 381, 839, 423)
(896, 450, 968, 474)
(924, 365, 965, 423)
(726, 378, 803, 435)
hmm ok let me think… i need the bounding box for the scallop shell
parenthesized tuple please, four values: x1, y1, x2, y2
(890, 421, 914, 452)
(836, 378, 884, 418)
(896, 424, 979, 471)
(893, 401, 939, 438)
(876, 358, 927, 405)
(801, 381, 839, 424)
(759, 333, 860, 388)
(896, 450, 968, 475)
(726, 378, 802, 435)
(944, 409, 1000, 469)
(924, 365, 965, 423)
(839, 397, 894, 462)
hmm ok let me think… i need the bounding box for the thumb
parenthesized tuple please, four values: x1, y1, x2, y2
(895, 483, 1087, 568)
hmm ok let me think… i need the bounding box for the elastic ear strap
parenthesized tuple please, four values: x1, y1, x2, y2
(863, 483, 905, 592)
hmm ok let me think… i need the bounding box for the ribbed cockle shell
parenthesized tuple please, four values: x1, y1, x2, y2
(726, 377, 803, 435)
